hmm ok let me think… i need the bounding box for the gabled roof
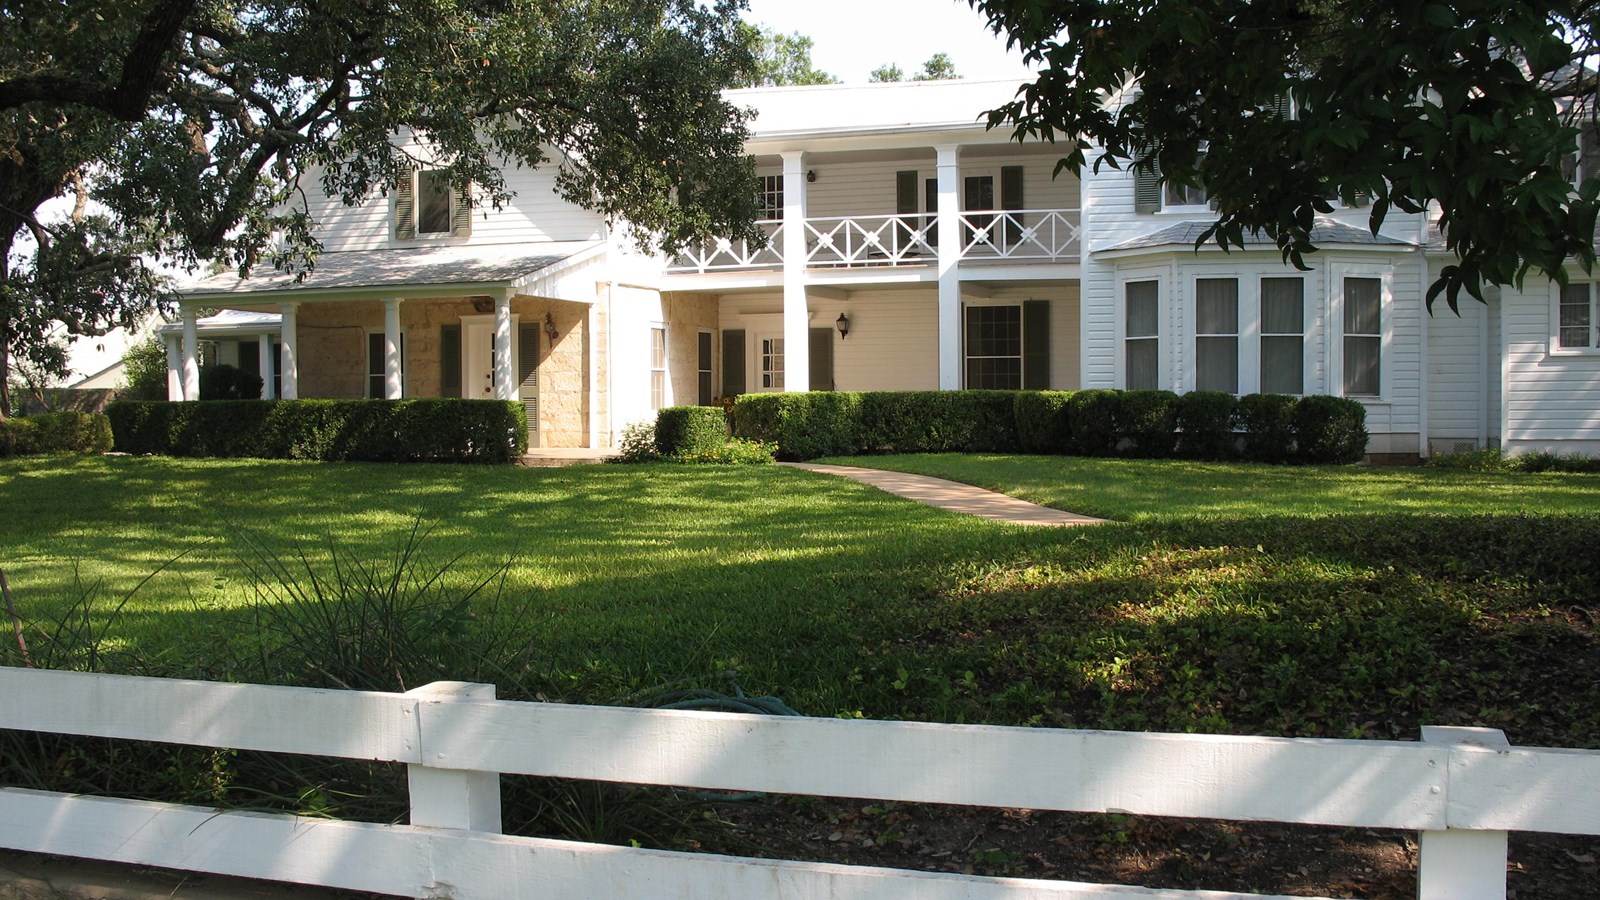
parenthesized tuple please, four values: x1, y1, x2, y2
(179, 242, 603, 301)
(1101, 217, 1415, 255)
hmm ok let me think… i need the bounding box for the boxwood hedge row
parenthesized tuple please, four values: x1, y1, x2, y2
(0, 411, 114, 457)
(105, 399, 527, 463)
(733, 389, 1368, 464)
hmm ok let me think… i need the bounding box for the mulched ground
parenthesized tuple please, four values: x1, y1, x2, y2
(692, 795, 1600, 897)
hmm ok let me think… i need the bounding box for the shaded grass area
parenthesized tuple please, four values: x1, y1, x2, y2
(3, 455, 1599, 894)
(3, 455, 1597, 748)
(818, 453, 1600, 522)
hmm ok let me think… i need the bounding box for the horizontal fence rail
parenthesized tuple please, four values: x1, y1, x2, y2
(669, 220, 784, 273)
(2, 666, 1597, 899)
(960, 209, 1082, 262)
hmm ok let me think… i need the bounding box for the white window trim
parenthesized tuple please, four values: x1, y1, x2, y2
(1158, 145, 1212, 215)
(1328, 262, 1393, 401)
(755, 173, 784, 221)
(736, 312, 810, 394)
(1549, 278, 1600, 355)
(1177, 267, 1316, 395)
(1116, 267, 1171, 390)
(363, 327, 408, 399)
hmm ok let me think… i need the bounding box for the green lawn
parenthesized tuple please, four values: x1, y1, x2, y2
(816, 453, 1600, 521)
(2, 454, 1597, 753)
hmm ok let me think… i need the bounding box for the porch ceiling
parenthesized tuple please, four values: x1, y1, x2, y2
(178, 242, 603, 302)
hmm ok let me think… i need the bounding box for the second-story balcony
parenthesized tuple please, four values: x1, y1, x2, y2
(668, 208, 1081, 276)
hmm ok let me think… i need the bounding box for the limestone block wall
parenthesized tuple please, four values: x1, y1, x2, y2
(286, 294, 600, 448)
(664, 293, 719, 405)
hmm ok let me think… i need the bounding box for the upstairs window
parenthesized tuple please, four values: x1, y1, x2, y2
(394, 169, 470, 240)
(756, 175, 783, 219)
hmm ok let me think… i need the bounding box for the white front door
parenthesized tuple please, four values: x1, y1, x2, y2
(463, 318, 522, 399)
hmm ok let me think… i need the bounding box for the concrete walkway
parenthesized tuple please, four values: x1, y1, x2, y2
(782, 463, 1109, 526)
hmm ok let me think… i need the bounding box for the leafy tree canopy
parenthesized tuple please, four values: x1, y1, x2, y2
(736, 26, 839, 86)
(870, 63, 906, 84)
(0, 0, 760, 415)
(967, 0, 1600, 309)
(915, 52, 961, 81)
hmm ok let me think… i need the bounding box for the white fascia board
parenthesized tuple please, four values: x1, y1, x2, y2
(1094, 243, 1414, 263)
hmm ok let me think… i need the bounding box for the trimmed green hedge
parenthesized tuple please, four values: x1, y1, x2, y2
(654, 406, 728, 457)
(0, 411, 114, 457)
(732, 390, 1369, 465)
(105, 399, 526, 463)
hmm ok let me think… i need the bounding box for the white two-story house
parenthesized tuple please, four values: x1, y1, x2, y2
(165, 78, 1600, 459)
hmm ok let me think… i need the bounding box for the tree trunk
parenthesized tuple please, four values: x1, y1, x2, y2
(0, 249, 11, 421)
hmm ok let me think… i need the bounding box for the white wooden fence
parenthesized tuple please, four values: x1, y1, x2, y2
(1, 666, 1596, 900)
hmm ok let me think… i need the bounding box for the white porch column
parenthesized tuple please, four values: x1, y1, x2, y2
(278, 302, 300, 399)
(936, 144, 962, 390)
(586, 301, 600, 449)
(781, 150, 810, 392)
(383, 297, 404, 399)
(257, 333, 276, 399)
(164, 335, 183, 402)
(180, 307, 200, 401)
(493, 293, 514, 401)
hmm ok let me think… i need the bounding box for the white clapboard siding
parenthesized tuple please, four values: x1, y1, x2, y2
(0, 667, 418, 762)
(0, 789, 1316, 900)
(413, 699, 1448, 830)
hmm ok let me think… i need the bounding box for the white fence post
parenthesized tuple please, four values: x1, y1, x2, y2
(406, 681, 502, 832)
(1417, 725, 1510, 900)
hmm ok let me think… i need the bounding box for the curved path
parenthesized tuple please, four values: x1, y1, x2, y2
(782, 463, 1109, 527)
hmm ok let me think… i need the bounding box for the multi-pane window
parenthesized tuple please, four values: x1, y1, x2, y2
(650, 327, 667, 410)
(1194, 278, 1239, 393)
(1559, 283, 1595, 349)
(756, 175, 783, 219)
(1260, 277, 1305, 394)
(761, 337, 785, 390)
(416, 170, 453, 235)
(1125, 281, 1160, 390)
(964, 305, 1022, 389)
(366, 332, 404, 398)
(1343, 277, 1382, 396)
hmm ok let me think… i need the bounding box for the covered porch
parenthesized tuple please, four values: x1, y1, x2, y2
(171, 243, 609, 449)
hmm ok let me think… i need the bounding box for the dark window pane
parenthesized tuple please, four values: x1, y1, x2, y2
(1344, 336, 1380, 395)
(1195, 278, 1238, 335)
(417, 170, 452, 234)
(1126, 281, 1159, 337)
(1344, 277, 1381, 335)
(1195, 336, 1238, 393)
(1126, 339, 1158, 390)
(1261, 278, 1304, 334)
(1261, 336, 1304, 394)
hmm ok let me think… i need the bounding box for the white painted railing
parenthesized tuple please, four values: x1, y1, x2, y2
(961, 209, 1083, 261)
(670, 220, 784, 273)
(804, 214, 937, 267)
(2, 666, 1597, 900)
(666, 209, 1082, 274)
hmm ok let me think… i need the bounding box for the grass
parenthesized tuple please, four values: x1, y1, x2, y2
(816, 453, 1600, 521)
(1, 453, 1598, 751)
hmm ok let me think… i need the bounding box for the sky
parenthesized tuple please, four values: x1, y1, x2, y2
(741, 0, 1033, 84)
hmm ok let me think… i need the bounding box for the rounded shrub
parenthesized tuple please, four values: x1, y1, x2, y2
(1067, 390, 1121, 457)
(1174, 391, 1239, 460)
(0, 411, 113, 456)
(1237, 394, 1298, 463)
(1117, 390, 1179, 458)
(198, 363, 263, 400)
(1014, 391, 1074, 454)
(1292, 395, 1368, 464)
(654, 406, 729, 457)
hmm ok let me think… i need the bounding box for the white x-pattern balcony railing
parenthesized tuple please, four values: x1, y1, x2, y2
(670, 220, 785, 272)
(804, 214, 937, 266)
(666, 209, 1080, 274)
(960, 209, 1084, 261)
